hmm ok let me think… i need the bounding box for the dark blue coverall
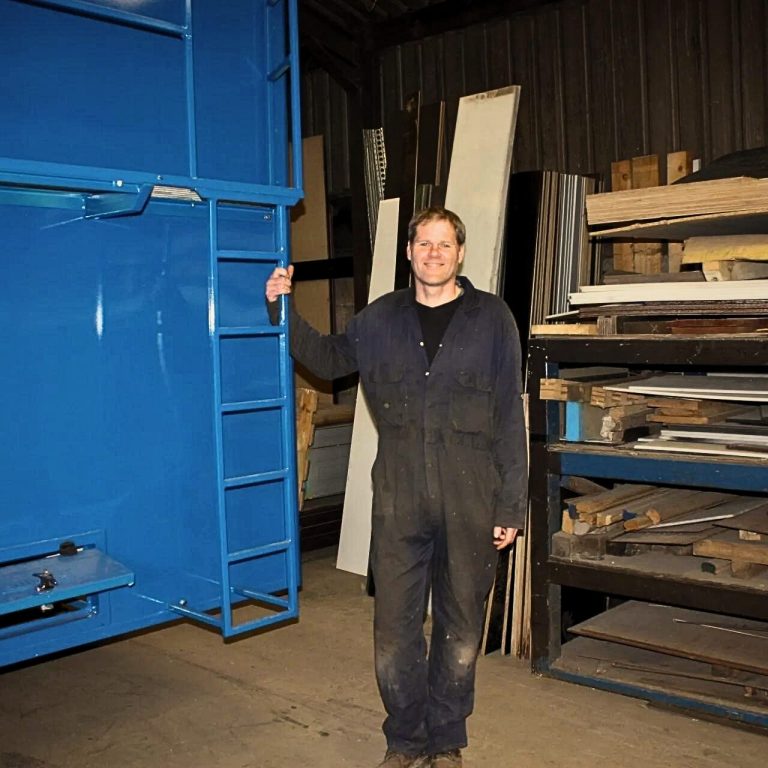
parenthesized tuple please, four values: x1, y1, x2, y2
(285, 275, 528, 755)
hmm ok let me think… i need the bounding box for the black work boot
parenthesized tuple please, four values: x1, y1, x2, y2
(430, 749, 463, 767)
(376, 751, 430, 767)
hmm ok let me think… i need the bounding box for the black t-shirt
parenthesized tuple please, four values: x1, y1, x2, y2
(416, 292, 464, 366)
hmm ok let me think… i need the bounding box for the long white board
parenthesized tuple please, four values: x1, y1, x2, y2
(445, 86, 521, 294)
(336, 199, 400, 575)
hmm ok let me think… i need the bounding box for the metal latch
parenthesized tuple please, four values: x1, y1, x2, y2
(33, 570, 57, 593)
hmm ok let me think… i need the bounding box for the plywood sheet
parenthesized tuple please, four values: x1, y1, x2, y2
(568, 600, 768, 675)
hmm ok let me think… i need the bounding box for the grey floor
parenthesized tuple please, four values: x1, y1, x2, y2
(1, 548, 766, 768)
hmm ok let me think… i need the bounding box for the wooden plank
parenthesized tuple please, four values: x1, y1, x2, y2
(567, 484, 657, 517)
(530, 323, 598, 336)
(609, 526, 719, 547)
(693, 530, 768, 566)
(683, 234, 768, 264)
(568, 600, 768, 676)
(554, 636, 768, 713)
(703, 260, 768, 281)
(715, 504, 768, 536)
(560, 475, 609, 495)
(336, 199, 399, 576)
(570, 279, 768, 306)
(444, 86, 521, 294)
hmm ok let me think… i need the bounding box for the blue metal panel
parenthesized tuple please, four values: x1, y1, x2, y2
(0, 0, 303, 203)
(0, 0, 302, 665)
(557, 449, 768, 492)
(0, 1, 189, 174)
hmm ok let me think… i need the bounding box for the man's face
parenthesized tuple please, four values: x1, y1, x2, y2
(407, 218, 464, 289)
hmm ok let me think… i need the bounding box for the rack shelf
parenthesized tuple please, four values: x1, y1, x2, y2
(528, 335, 768, 729)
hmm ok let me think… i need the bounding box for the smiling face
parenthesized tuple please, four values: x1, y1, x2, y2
(406, 218, 465, 292)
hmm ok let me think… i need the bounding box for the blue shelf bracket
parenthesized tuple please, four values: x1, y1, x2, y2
(83, 184, 153, 220)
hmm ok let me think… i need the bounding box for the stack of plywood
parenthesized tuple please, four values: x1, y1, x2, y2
(587, 175, 768, 237)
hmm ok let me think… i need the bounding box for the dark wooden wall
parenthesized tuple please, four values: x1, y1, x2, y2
(302, 0, 768, 197)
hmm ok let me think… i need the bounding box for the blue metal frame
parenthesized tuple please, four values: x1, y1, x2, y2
(0, 0, 304, 665)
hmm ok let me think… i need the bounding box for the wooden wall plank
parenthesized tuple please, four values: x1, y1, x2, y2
(533, 8, 565, 170)
(611, 0, 646, 157)
(560, 2, 591, 173)
(585, 0, 618, 180)
(420, 34, 444, 104)
(463, 23, 489, 94)
(509, 14, 539, 171)
(486, 17, 512, 91)
(642, 0, 675, 159)
(670, 0, 706, 164)
(703, 0, 739, 160)
(739, 0, 767, 148)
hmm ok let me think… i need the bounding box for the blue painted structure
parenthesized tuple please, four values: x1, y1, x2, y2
(0, 0, 304, 666)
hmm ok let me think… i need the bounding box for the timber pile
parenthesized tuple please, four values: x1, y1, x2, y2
(539, 370, 655, 444)
(554, 480, 768, 572)
(546, 153, 768, 336)
(586, 176, 768, 231)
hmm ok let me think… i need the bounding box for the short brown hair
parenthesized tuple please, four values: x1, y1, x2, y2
(407, 206, 466, 246)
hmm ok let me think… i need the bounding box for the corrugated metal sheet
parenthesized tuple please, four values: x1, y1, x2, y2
(302, 0, 768, 197)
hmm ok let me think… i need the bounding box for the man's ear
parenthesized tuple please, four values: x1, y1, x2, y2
(406, 242, 412, 261)
(457, 245, 465, 264)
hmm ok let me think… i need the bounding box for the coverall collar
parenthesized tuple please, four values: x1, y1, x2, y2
(398, 275, 482, 314)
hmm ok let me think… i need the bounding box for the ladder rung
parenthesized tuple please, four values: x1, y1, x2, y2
(228, 540, 291, 564)
(221, 397, 285, 413)
(224, 611, 295, 637)
(217, 325, 279, 338)
(224, 469, 288, 489)
(217, 249, 280, 263)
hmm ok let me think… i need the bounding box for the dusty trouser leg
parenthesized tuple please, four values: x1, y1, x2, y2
(370, 498, 434, 755)
(425, 514, 497, 753)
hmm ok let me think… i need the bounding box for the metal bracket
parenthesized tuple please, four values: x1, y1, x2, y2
(83, 184, 152, 220)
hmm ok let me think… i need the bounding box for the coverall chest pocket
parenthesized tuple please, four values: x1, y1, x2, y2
(369, 364, 407, 427)
(449, 370, 493, 434)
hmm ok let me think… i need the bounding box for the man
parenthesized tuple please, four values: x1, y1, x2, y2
(266, 207, 527, 768)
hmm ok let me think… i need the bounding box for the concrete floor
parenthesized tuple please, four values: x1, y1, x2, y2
(1, 548, 766, 768)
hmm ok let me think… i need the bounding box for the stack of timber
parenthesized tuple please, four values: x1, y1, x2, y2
(586, 176, 768, 238)
(539, 368, 655, 444)
(554, 479, 768, 570)
(555, 601, 768, 718)
(557, 154, 768, 335)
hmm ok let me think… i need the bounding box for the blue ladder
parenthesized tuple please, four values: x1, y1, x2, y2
(169, 199, 299, 637)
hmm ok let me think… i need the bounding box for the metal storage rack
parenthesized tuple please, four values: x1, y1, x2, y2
(0, 0, 304, 666)
(528, 335, 768, 728)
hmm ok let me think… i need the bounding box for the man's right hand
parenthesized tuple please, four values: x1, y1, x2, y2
(266, 265, 294, 303)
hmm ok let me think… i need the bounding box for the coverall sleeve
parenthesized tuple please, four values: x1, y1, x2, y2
(491, 309, 529, 531)
(268, 299, 359, 381)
